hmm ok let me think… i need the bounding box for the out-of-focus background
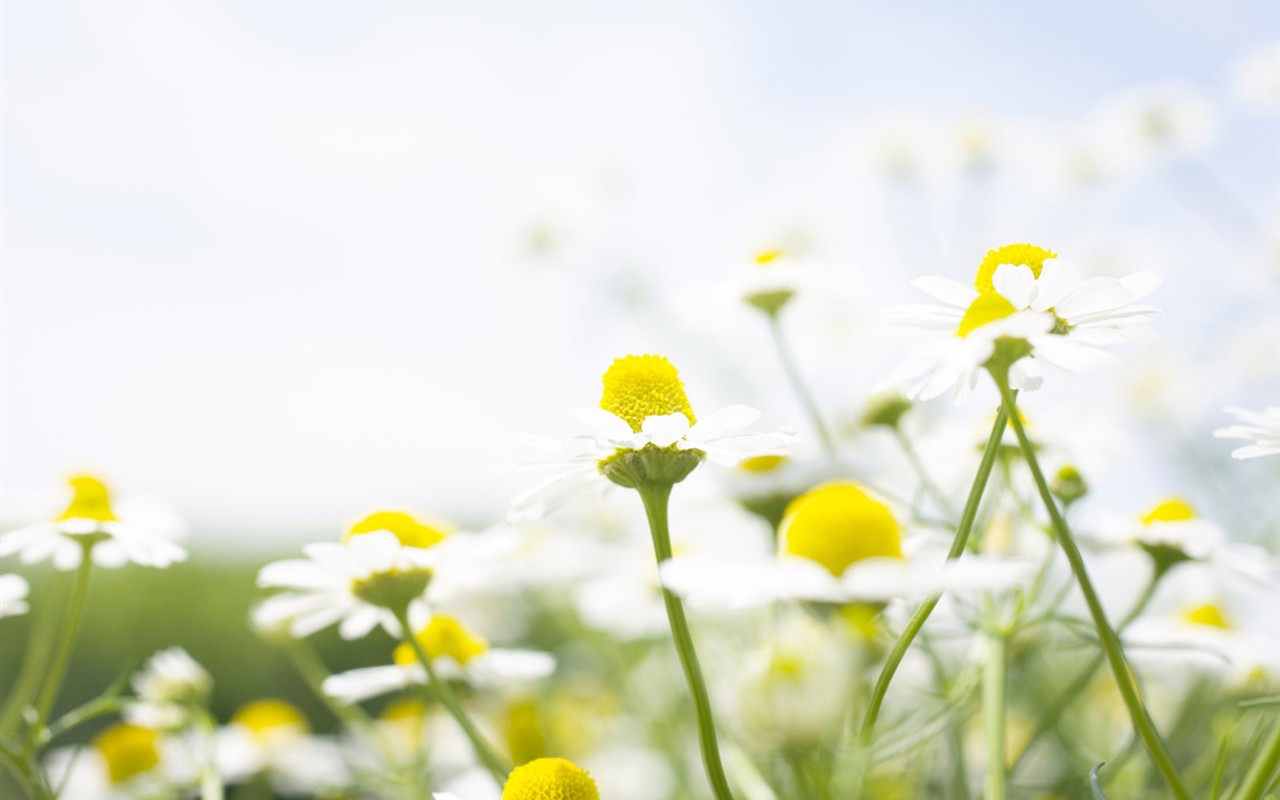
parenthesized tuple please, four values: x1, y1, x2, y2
(4, 0, 1279, 736)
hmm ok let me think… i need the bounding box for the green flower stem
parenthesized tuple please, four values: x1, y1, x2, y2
(892, 427, 958, 520)
(1234, 718, 1280, 800)
(392, 608, 511, 784)
(282, 637, 373, 731)
(30, 543, 95, 745)
(637, 482, 738, 800)
(195, 710, 225, 800)
(993, 372, 1192, 800)
(860, 402, 1010, 740)
(1010, 571, 1163, 774)
(0, 591, 60, 738)
(983, 631, 1008, 800)
(767, 314, 837, 456)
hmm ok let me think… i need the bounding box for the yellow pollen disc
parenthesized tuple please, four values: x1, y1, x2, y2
(502, 758, 600, 800)
(768, 652, 806, 679)
(739, 454, 788, 473)
(974, 243, 1058, 293)
(1182, 603, 1231, 629)
(93, 723, 160, 784)
(394, 615, 489, 666)
(599, 355, 697, 433)
(1140, 499, 1196, 525)
(957, 292, 1018, 338)
(778, 481, 903, 577)
(57, 474, 117, 522)
(754, 248, 784, 264)
(379, 697, 426, 723)
(345, 510, 450, 549)
(231, 699, 310, 740)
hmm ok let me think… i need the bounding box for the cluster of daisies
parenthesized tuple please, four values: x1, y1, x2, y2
(1, 242, 1278, 800)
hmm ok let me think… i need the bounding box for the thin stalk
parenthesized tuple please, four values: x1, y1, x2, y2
(282, 638, 374, 730)
(860, 402, 1009, 740)
(637, 483, 737, 800)
(195, 711, 224, 800)
(893, 427, 958, 520)
(0, 587, 61, 737)
(983, 632, 1008, 800)
(767, 314, 837, 455)
(1233, 719, 1280, 800)
(393, 609, 511, 783)
(30, 544, 95, 744)
(994, 373, 1192, 800)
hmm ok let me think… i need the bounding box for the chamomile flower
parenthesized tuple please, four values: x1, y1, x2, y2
(45, 722, 195, 800)
(125, 647, 213, 731)
(0, 475, 187, 570)
(511, 355, 793, 519)
(0, 574, 29, 618)
(322, 614, 555, 703)
(1214, 406, 1280, 459)
(660, 481, 1031, 607)
(438, 758, 599, 800)
(215, 700, 348, 796)
(255, 511, 450, 640)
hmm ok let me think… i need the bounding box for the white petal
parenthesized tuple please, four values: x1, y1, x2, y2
(686, 405, 760, 439)
(992, 264, 1036, 309)
(911, 276, 979, 308)
(641, 413, 692, 447)
(322, 665, 420, 703)
(574, 408, 635, 442)
(1031, 260, 1081, 310)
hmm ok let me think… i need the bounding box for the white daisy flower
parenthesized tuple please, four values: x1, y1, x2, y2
(884, 243, 1160, 402)
(0, 475, 187, 570)
(0, 573, 29, 618)
(215, 700, 349, 797)
(45, 722, 197, 800)
(660, 481, 1032, 608)
(125, 647, 213, 731)
(511, 354, 793, 520)
(434, 758, 599, 800)
(1093, 86, 1218, 165)
(255, 511, 452, 640)
(1230, 44, 1280, 112)
(1214, 406, 1280, 459)
(322, 614, 555, 704)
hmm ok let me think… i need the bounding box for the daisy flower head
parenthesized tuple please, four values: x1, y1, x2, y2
(0, 474, 187, 570)
(322, 613, 555, 703)
(511, 354, 793, 519)
(661, 481, 1030, 607)
(1214, 406, 1280, 459)
(126, 647, 213, 730)
(254, 510, 450, 640)
(0, 573, 29, 618)
(884, 243, 1161, 402)
(740, 247, 799, 318)
(45, 722, 193, 800)
(498, 758, 600, 800)
(216, 699, 347, 796)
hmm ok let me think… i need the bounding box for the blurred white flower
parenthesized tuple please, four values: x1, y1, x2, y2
(0, 475, 186, 570)
(511, 355, 792, 520)
(1214, 406, 1280, 459)
(45, 723, 196, 800)
(0, 574, 29, 618)
(126, 647, 213, 731)
(1230, 43, 1280, 111)
(255, 511, 452, 640)
(322, 614, 555, 703)
(215, 700, 348, 796)
(1094, 86, 1218, 166)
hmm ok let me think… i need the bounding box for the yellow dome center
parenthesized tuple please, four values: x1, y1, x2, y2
(600, 355, 697, 433)
(502, 758, 600, 800)
(394, 615, 489, 666)
(1140, 499, 1196, 525)
(1182, 603, 1231, 629)
(739, 454, 788, 473)
(231, 699, 310, 741)
(956, 292, 1018, 338)
(57, 474, 117, 522)
(778, 482, 903, 576)
(345, 510, 450, 549)
(754, 248, 785, 264)
(974, 243, 1058, 293)
(93, 723, 160, 784)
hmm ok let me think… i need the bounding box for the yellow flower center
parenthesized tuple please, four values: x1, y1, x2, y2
(754, 248, 784, 264)
(379, 697, 426, 722)
(394, 615, 489, 666)
(600, 355, 697, 433)
(502, 758, 600, 800)
(1140, 499, 1196, 525)
(93, 723, 160, 784)
(739, 454, 788, 473)
(778, 482, 903, 577)
(344, 510, 450, 549)
(57, 474, 117, 522)
(231, 699, 310, 742)
(974, 243, 1058, 293)
(1182, 603, 1231, 629)
(957, 292, 1018, 337)
(505, 699, 548, 767)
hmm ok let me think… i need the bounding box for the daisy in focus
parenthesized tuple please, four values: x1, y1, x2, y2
(1214, 406, 1280, 459)
(0, 475, 187, 570)
(434, 757, 600, 800)
(511, 354, 793, 519)
(0, 573, 29, 617)
(884, 243, 1161, 401)
(322, 613, 556, 703)
(255, 510, 450, 640)
(660, 481, 1030, 607)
